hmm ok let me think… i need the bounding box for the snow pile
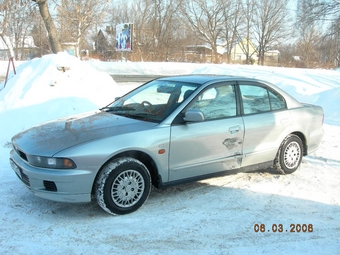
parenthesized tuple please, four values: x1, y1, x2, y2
(0, 52, 118, 142)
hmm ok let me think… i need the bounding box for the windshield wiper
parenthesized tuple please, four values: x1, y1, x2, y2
(135, 112, 157, 117)
(100, 106, 136, 112)
(119, 112, 158, 121)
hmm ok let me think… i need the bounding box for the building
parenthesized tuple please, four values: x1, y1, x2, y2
(0, 36, 38, 60)
(230, 38, 258, 64)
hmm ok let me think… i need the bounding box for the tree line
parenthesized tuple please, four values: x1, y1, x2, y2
(0, 0, 339, 68)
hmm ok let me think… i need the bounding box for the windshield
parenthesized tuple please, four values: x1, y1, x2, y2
(101, 79, 199, 122)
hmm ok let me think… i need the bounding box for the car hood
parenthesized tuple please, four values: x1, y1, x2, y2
(12, 111, 157, 156)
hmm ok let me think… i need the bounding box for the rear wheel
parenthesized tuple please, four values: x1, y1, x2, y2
(274, 134, 303, 174)
(95, 157, 151, 215)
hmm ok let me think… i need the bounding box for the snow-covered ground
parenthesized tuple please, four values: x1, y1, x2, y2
(0, 53, 339, 254)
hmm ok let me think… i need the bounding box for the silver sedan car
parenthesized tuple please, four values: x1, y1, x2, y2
(10, 75, 324, 215)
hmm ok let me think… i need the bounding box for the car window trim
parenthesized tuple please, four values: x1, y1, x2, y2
(236, 81, 287, 116)
(172, 81, 240, 125)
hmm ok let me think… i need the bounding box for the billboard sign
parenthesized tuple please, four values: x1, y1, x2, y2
(115, 23, 133, 52)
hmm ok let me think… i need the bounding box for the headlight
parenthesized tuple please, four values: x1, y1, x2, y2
(27, 155, 76, 169)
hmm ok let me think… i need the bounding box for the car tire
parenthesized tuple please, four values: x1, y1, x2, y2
(274, 134, 303, 174)
(95, 157, 151, 215)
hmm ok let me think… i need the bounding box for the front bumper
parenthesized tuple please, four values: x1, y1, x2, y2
(9, 149, 95, 203)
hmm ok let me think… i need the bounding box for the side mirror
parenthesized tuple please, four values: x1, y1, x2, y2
(183, 109, 205, 122)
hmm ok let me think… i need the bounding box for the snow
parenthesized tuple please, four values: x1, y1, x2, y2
(0, 53, 339, 254)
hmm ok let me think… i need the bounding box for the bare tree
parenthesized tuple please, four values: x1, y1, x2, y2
(31, 17, 51, 57)
(126, 0, 155, 61)
(151, 0, 183, 61)
(181, 0, 227, 63)
(128, 0, 173, 61)
(306, 0, 340, 21)
(32, 0, 62, 53)
(221, 0, 243, 63)
(0, 0, 15, 58)
(0, 0, 39, 60)
(323, 15, 340, 67)
(7, 1, 37, 60)
(276, 43, 298, 67)
(1, 0, 334, 66)
(295, 0, 324, 68)
(305, 0, 340, 67)
(56, 0, 108, 57)
(296, 28, 322, 68)
(252, 0, 289, 65)
(114, 0, 185, 62)
(238, 0, 257, 64)
(330, 15, 340, 67)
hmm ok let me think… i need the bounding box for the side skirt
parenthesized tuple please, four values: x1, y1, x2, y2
(156, 161, 273, 189)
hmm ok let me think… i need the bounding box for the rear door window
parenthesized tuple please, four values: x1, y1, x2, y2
(239, 84, 286, 114)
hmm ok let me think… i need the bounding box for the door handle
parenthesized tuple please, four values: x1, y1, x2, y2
(229, 125, 240, 134)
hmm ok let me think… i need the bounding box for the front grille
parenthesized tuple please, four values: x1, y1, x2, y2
(43, 181, 57, 192)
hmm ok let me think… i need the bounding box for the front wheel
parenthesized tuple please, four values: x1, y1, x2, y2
(95, 157, 151, 215)
(274, 134, 303, 174)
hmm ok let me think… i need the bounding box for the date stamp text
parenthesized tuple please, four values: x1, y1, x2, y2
(253, 224, 313, 233)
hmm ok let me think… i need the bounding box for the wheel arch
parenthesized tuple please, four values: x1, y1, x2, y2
(92, 150, 160, 195)
(290, 131, 307, 156)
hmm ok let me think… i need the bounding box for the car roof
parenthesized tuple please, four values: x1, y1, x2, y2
(156, 74, 302, 108)
(157, 74, 242, 85)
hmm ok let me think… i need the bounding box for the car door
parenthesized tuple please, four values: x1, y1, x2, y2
(168, 82, 244, 181)
(238, 82, 292, 168)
